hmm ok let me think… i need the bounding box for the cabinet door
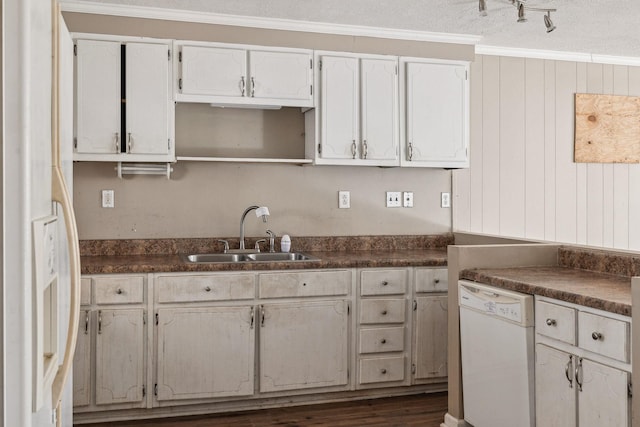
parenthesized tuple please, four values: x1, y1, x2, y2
(75, 39, 121, 154)
(126, 43, 170, 155)
(95, 309, 145, 406)
(360, 58, 398, 161)
(319, 55, 359, 160)
(156, 306, 255, 401)
(249, 50, 312, 105)
(260, 300, 349, 393)
(578, 358, 630, 427)
(413, 295, 447, 380)
(72, 309, 91, 407)
(535, 344, 576, 427)
(180, 45, 246, 97)
(404, 61, 468, 166)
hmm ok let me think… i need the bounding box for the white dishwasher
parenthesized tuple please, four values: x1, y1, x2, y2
(458, 280, 535, 427)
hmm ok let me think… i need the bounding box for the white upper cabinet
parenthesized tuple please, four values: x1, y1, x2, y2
(175, 41, 313, 107)
(400, 58, 469, 168)
(312, 52, 399, 166)
(74, 36, 174, 162)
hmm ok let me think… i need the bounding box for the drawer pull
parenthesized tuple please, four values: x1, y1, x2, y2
(565, 355, 573, 388)
(381, 339, 387, 344)
(381, 281, 388, 286)
(204, 286, 211, 292)
(98, 310, 102, 334)
(380, 369, 387, 374)
(575, 358, 583, 392)
(381, 310, 388, 315)
(592, 332, 603, 341)
(546, 318, 556, 326)
(302, 283, 307, 287)
(116, 288, 123, 295)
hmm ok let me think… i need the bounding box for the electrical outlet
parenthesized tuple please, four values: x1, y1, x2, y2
(403, 192, 414, 208)
(338, 191, 351, 209)
(102, 190, 115, 208)
(441, 192, 451, 208)
(386, 191, 402, 208)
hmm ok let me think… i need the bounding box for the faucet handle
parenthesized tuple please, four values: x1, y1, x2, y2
(254, 239, 267, 252)
(266, 230, 276, 253)
(217, 239, 230, 254)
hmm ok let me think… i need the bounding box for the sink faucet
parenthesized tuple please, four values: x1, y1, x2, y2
(266, 229, 276, 253)
(239, 205, 270, 251)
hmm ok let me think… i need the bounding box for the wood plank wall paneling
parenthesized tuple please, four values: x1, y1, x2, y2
(454, 55, 640, 251)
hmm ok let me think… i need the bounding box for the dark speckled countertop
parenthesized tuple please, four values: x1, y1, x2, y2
(80, 235, 450, 275)
(460, 246, 635, 316)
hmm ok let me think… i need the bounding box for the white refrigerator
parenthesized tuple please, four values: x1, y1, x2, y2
(3, 1, 80, 426)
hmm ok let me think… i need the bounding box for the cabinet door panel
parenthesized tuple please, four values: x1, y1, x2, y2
(126, 43, 170, 155)
(249, 50, 312, 103)
(535, 344, 576, 427)
(413, 296, 447, 380)
(579, 358, 630, 427)
(75, 39, 121, 154)
(73, 309, 91, 407)
(156, 306, 255, 401)
(95, 309, 145, 406)
(361, 59, 398, 161)
(320, 56, 359, 159)
(405, 61, 467, 164)
(260, 300, 349, 393)
(180, 45, 246, 97)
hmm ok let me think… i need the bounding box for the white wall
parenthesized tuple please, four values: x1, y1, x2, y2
(453, 55, 640, 250)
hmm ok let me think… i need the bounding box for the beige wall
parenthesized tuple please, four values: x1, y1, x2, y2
(454, 55, 640, 251)
(68, 12, 463, 240)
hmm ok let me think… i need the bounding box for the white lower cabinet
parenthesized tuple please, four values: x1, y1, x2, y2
(535, 297, 631, 427)
(156, 306, 255, 401)
(259, 300, 349, 393)
(72, 275, 148, 412)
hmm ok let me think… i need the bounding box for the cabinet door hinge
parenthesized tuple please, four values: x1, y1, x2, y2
(310, 58, 313, 69)
(74, 137, 78, 149)
(465, 70, 468, 80)
(413, 300, 417, 311)
(168, 49, 171, 60)
(317, 143, 322, 155)
(168, 138, 171, 150)
(395, 65, 398, 75)
(143, 312, 147, 325)
(347, 303, 350, 316)
(178, 51, 182, 62)
(347, 369, 350, 380)
(319, 60, 322, 71)
(412, 364, 416, 374)
(629, 382, 633, 398)
(142, 385, 146, 397)
(73, 44, 77, 56)
(310, 85, 313, 96)
(154, 384, 158, 396)
(155, 312, 159, 325)
(178, 78, 182, 91)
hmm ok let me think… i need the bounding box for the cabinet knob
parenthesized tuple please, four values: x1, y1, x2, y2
(592, 331, 603, 341)
(381, 281, 388, 286)
(434, 279, 440, 284)
(546, 318, 556, 326)
(116, 288, 123, 295)
(205, 286, 211, 292)
(380, 339, 387, 344)
(381, 310, 388, 315)
(380, 369, 387, 374)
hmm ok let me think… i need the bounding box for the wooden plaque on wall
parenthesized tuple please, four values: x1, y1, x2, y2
(575, 93, 640, 163)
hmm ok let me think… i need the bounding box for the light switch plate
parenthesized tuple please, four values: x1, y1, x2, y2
(403, 192, 414, 208)
(386, 191, 402, 208)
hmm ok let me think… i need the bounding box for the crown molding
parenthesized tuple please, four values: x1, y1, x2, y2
(477, 44, 640, 66)
(59, 0, 482, 45)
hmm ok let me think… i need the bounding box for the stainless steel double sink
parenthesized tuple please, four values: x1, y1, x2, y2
(183, 252, 318, 263)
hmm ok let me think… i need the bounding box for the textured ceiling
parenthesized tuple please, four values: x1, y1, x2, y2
(78, 0, 640, 58)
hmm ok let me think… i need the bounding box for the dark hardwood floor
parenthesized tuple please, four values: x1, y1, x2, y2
(81, 393, 447, 427)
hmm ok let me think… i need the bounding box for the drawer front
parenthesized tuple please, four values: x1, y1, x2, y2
(535, 300, 576, 345)
(359, 327, 405, 354)
(359, 356, 405, 384)
(415, 268, 448, 293)
(360, 269, 407, 296)
(80, 277, 92, 305)
(360, 299, 406, 324)
(578, 311, 629, 362)
(94, 276, 145, 304)
(259, 270, 351, 298)
(156, 274, 255, 303)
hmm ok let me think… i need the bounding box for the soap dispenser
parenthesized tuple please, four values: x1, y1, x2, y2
(280, 235, 291, 253)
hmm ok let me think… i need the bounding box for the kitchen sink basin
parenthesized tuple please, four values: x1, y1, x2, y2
(182, 252, 318, 263)
(245, 252, 318, 262)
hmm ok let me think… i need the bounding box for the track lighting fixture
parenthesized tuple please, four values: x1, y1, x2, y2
(479, 0, 487, 16)
(478, 0, 557, 32)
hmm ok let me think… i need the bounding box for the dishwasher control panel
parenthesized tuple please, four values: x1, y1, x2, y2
(459, 280, 534, 326)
